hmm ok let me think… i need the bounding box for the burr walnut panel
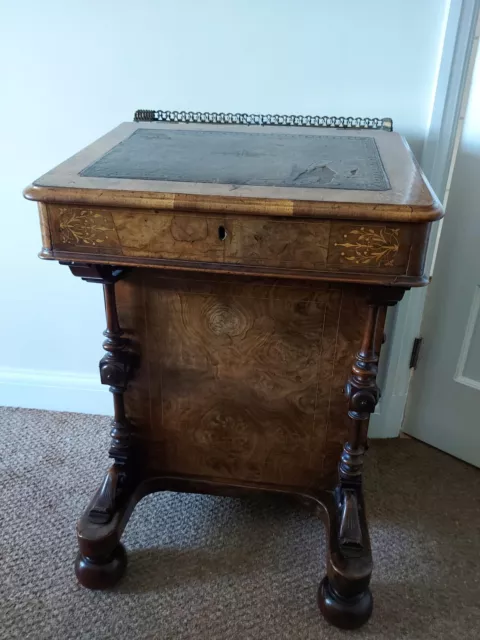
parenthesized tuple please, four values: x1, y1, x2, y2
(47, 204, 424, 280)
(114, 211, 224, 261)
(51, 206, 223, 261)
(224, 217, 329, 268)
(117, 270, 370, 488)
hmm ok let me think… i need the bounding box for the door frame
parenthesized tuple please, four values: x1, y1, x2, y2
(369, 0, 480, 437)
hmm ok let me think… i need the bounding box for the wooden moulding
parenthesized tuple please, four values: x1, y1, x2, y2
(24, 183, 443, 223)
(37, 202, 53, 257)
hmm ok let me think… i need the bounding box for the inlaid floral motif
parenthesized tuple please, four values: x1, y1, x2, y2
(58, 209, 113, 246)
(334, 227, 400, 266)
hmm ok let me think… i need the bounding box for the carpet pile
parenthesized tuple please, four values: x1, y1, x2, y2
(0, 406, 479, 639)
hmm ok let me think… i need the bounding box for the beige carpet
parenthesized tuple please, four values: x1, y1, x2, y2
(0, 406, 479, 639)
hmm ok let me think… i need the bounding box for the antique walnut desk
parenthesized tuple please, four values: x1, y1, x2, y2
(24, 112, 443, 629)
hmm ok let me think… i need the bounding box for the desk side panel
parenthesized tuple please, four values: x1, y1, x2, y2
(118, 271, 371, 489)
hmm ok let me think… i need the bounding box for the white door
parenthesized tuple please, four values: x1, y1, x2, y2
(402, 47, 480, 467)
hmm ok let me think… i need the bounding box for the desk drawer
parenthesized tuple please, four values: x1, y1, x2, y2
(47, 205, 419, 278)
(48, 206, 333, 270)
(49, 206, 224, 262)
(224, 217, 414, 274)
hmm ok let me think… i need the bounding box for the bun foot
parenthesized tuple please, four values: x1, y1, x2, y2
(318, 576, 373, 630)
(75, 543, 127, 590)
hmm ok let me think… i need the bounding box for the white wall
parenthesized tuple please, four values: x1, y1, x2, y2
(0, 0, 449, 414)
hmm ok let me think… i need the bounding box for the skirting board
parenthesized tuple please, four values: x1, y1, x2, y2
(368, 396, 407, 439)
(0, 367, 111, 416)
(0, 366, 395, 437)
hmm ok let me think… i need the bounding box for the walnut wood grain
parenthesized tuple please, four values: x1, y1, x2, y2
(115, 211, 224, 261)
(114, 270, 372, 489)
(45, 205, 430, 284)
(50, 205, 224, 261)
(224, 217, 330, 268)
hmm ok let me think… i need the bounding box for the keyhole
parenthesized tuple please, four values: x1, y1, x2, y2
(218, 225, 227, 241)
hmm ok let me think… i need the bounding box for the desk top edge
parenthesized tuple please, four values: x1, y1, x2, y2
(24, 122, 444, 223)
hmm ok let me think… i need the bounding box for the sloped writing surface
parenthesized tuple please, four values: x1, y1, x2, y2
(80, 128, 391, 191)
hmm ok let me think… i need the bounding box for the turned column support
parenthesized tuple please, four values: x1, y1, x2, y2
(340, 287, 406, 486)
(318, 287, 407, 629)
(339, 303, 382, 484)
(336, 288, 406, 552)
(337, 288, 406, 551)
(65, 263, 136, 524)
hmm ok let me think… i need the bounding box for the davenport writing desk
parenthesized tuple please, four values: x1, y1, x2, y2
(24, 112, 443, 629)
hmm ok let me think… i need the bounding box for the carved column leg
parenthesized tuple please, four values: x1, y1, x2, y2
(89, 279, 134, 524)
(65, 264, 136, 589)
(318, 287, 405, 629)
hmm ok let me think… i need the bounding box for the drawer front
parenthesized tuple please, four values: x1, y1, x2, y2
(225, 218, 329, 269)
(48, 206, 224, 262)
(47, 205, 421, 279)
(225, 217, 413, 274)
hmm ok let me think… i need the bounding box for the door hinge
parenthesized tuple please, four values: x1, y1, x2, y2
(409, 337, 423, 369)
